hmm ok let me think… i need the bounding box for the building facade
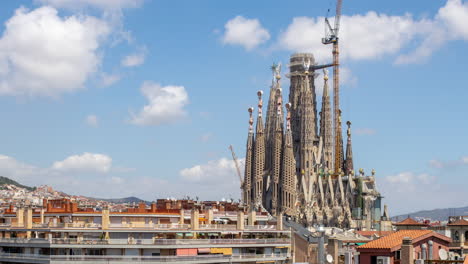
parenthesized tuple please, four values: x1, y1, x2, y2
(0, 199, 292, 264)
(243, 53, 388, 230)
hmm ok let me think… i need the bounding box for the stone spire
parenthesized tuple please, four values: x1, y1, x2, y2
(299, 58, 316, 185)
(334, 110, 345, 173)
(264, 63, 280, 172)
(288, 53, 318, 163)
(270, 94, 283, 215)
(252, 91, 266, 209)
(344, 121, 354, 175)
(280, 103, 297, 216)
(320, 69, 333, 170)
(243, 107, 255, 208)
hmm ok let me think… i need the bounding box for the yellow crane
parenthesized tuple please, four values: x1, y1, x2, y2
(322, 0, 344, 173)
(228, 145, 244, 203)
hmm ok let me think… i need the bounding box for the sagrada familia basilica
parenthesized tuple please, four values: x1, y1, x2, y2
(242, 53, 389, 230)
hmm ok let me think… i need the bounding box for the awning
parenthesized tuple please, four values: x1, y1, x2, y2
(198, 248, 210, 254)
(210, 248, 232, 255)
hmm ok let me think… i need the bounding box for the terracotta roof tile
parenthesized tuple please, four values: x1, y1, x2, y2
(357, 231, 394, 237)
(394, 217, 427, 226)
(357, 230, 433, 250)
(447, 219, 468, 226)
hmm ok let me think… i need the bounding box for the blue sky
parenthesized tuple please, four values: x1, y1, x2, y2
(0, 0, 467, 215)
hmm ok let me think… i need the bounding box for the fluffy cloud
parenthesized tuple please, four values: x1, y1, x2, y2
(429, 156, 468, 168)
(385, 172, 435, 185)
(52, 153, 112, 173)
(222, 16, 270, 50)
(0, 6, 109, 97)
(121, 52, 145, 67)
(36, 0, 142, 10)
(85, 115, 98, 127)
(130, 82, 189, 126)
(279, 0, 468, 64)
(180, 158, 242, 183)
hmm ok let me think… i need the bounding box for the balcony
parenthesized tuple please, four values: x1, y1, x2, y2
(0, 237, 291, 246)
(0, 252, 291, 263)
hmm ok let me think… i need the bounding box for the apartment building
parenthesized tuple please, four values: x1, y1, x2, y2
(0, 199, 292, 263)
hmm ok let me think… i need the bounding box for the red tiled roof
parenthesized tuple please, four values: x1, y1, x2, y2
(358, 230, 435, 250)
(394, 217, 427, 226)
(357, 231, 394, 237)
(447, 219, 468, 226)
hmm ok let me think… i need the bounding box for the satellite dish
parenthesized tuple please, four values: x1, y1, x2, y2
(326, 254, 334, 263)
(439, 249, 448, 260)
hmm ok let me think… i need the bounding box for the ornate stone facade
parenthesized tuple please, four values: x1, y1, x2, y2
(243, 53, 385, 230)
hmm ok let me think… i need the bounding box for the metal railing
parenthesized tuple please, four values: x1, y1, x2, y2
(0, 237, 290, 246)
(51, 238, 290, 245)
(0, 252, 291, 262)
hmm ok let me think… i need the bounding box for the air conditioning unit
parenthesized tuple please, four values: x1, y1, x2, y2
(377, 256, 390, 264)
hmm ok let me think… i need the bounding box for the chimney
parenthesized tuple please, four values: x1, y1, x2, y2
(421, 243, 427, 260)
(150, 203, 156, 213)
(138, 202, 145, 212)
(237, 211, 245, 230)
(16, 207, 24, 227)
(40, 208, 45, 224)
(101, 208, 110, 230)
(179, 209, 185, 225)
(276, 212, 283, 230)
(428, 240, 433, 260)
(190, 209, 199, 230)
(401, 237, 414, 264)
(248, 210, 256, 226)
(207, 209, 214, 224)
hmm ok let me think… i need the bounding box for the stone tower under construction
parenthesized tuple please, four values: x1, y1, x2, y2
(242, 53, 385, 230)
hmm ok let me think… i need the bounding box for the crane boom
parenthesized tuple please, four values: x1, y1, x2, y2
(322, 0, 343, 173)
(229, 145, 243, 186)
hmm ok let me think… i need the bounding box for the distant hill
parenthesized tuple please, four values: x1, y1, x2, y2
(89, 196, 147, 204)
(0, 176, 35, 191)
(392, 206, 468, 222)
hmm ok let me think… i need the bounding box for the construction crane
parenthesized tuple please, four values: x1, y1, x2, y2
(322, 0, 343, 173)
(228, 145, 244, 203)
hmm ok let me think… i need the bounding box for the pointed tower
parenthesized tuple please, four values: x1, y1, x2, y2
(252, 91, 266, 209)
(320, 69, 333, 170)
(270, 95, 283, 215)
(334, 110, 345, 173)
(299, 58, 317, 186)
(243, 107, 255, 208)
(270, 68, 283, 215)
(288, 53, 318, 163)
(344, 121, 354, 175)
(280, 103, 297, 216)
(264, 66, 277, 172)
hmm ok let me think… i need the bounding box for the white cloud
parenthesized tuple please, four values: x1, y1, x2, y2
(36, 0, 142, 10)
(429, 156, 468, 168)
(0, 6, 109, 97)
(222, 16, 270, 50)
(385, 172, 435, 185)
(121, 52, 145, 67)
(100, 73, 121, 87)
(85, 115, 98, 127)
(52, 153, 112, 173)
(180, 157, 244, 184)
(130, 82, 189, 126)
(278, 0, 468, 64)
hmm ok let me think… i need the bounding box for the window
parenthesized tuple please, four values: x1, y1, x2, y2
(395, 250, 401, 260)
(453, 231, 460, 241)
